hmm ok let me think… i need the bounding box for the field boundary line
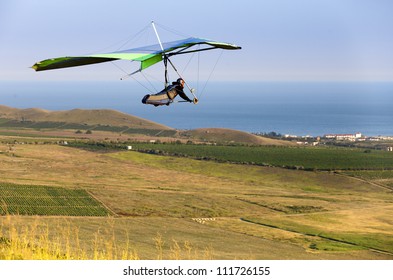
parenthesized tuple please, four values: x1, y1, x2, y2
(240, 218, 393, 257)
(333, 172, 393, 192)
(85, 189, 118, 217)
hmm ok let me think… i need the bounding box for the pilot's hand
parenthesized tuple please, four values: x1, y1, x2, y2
(193, 98, 199, 104)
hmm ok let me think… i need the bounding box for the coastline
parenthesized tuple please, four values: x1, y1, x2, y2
(1, 80, 393, 136)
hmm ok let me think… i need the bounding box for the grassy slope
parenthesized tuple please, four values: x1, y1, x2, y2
(0, 105, 171, 130)
(0, 106, 292, 146)
(343, 170, 393, 189)
(1, 143, 393, 259)
(181, 128, 295, 146)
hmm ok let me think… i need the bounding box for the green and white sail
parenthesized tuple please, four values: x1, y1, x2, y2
(32, 37, 241, 72)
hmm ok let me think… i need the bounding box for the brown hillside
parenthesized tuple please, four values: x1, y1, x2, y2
(0, 105, 172, 130)
(182, 128, 294, 146)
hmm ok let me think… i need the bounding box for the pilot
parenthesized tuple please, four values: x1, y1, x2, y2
(142, 78, 197, 106)
(172, 78, 193, 103)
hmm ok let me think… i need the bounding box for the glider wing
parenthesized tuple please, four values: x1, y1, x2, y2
(32, 37, 241, 72)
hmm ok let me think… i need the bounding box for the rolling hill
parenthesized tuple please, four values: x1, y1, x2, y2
(181, 128, 294, 145)
(0, 105, 171, 130)
(0, 105, 293, 145)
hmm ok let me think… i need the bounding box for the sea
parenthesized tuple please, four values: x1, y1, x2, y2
(1, 81, 393, 137)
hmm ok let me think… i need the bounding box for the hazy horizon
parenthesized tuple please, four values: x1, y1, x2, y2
(1, 80, 392, 137)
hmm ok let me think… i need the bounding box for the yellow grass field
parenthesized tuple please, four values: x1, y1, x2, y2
(1, 140, 393, 259)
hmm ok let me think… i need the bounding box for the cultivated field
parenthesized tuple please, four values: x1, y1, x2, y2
(1, 139, 393, 260)
(129, 142, 393, 170)
(0, 183, 110, 216)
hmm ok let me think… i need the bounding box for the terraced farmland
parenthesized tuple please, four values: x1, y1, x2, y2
(0, 183, 111, 216)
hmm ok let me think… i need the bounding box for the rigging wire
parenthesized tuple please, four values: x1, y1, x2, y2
(197, 45, 200, 98)
(100, 23, 158, 93)
(142, 70, 165, 84)
(131, 75, 155, 94)
(182, 51, 196, 73)
(130, 73, 156, 94)
(180, 45, 200, 99)
(110, 61, 129, 75)
(115, 23, 152, 51)
(90, 23, 151, 54)
(140, 71, 158, 93)
(154, 22, 191, 38)
(103, 22, 225, 104)
(198, 49, 224, 101)
(110, 61, 155, 94)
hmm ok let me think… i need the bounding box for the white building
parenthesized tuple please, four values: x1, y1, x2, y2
(324, 132, 362, 141)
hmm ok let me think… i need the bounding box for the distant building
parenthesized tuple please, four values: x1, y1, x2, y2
(284, 134, 298, 138)
(377, 136, 393, 140)
(323, 132, 362, 141)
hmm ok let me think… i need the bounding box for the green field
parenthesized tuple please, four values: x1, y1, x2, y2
(0, 183, 111, 216)
(126, 142, 393, 170)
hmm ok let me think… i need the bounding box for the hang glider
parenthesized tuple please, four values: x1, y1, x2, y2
(32, 22, 241, 106)
(32, 37, 241, 72)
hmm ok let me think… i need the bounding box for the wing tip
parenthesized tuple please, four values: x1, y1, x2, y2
(31, 64, 39, 71)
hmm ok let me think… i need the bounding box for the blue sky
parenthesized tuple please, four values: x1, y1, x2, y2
(1, 0, 393, 81)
